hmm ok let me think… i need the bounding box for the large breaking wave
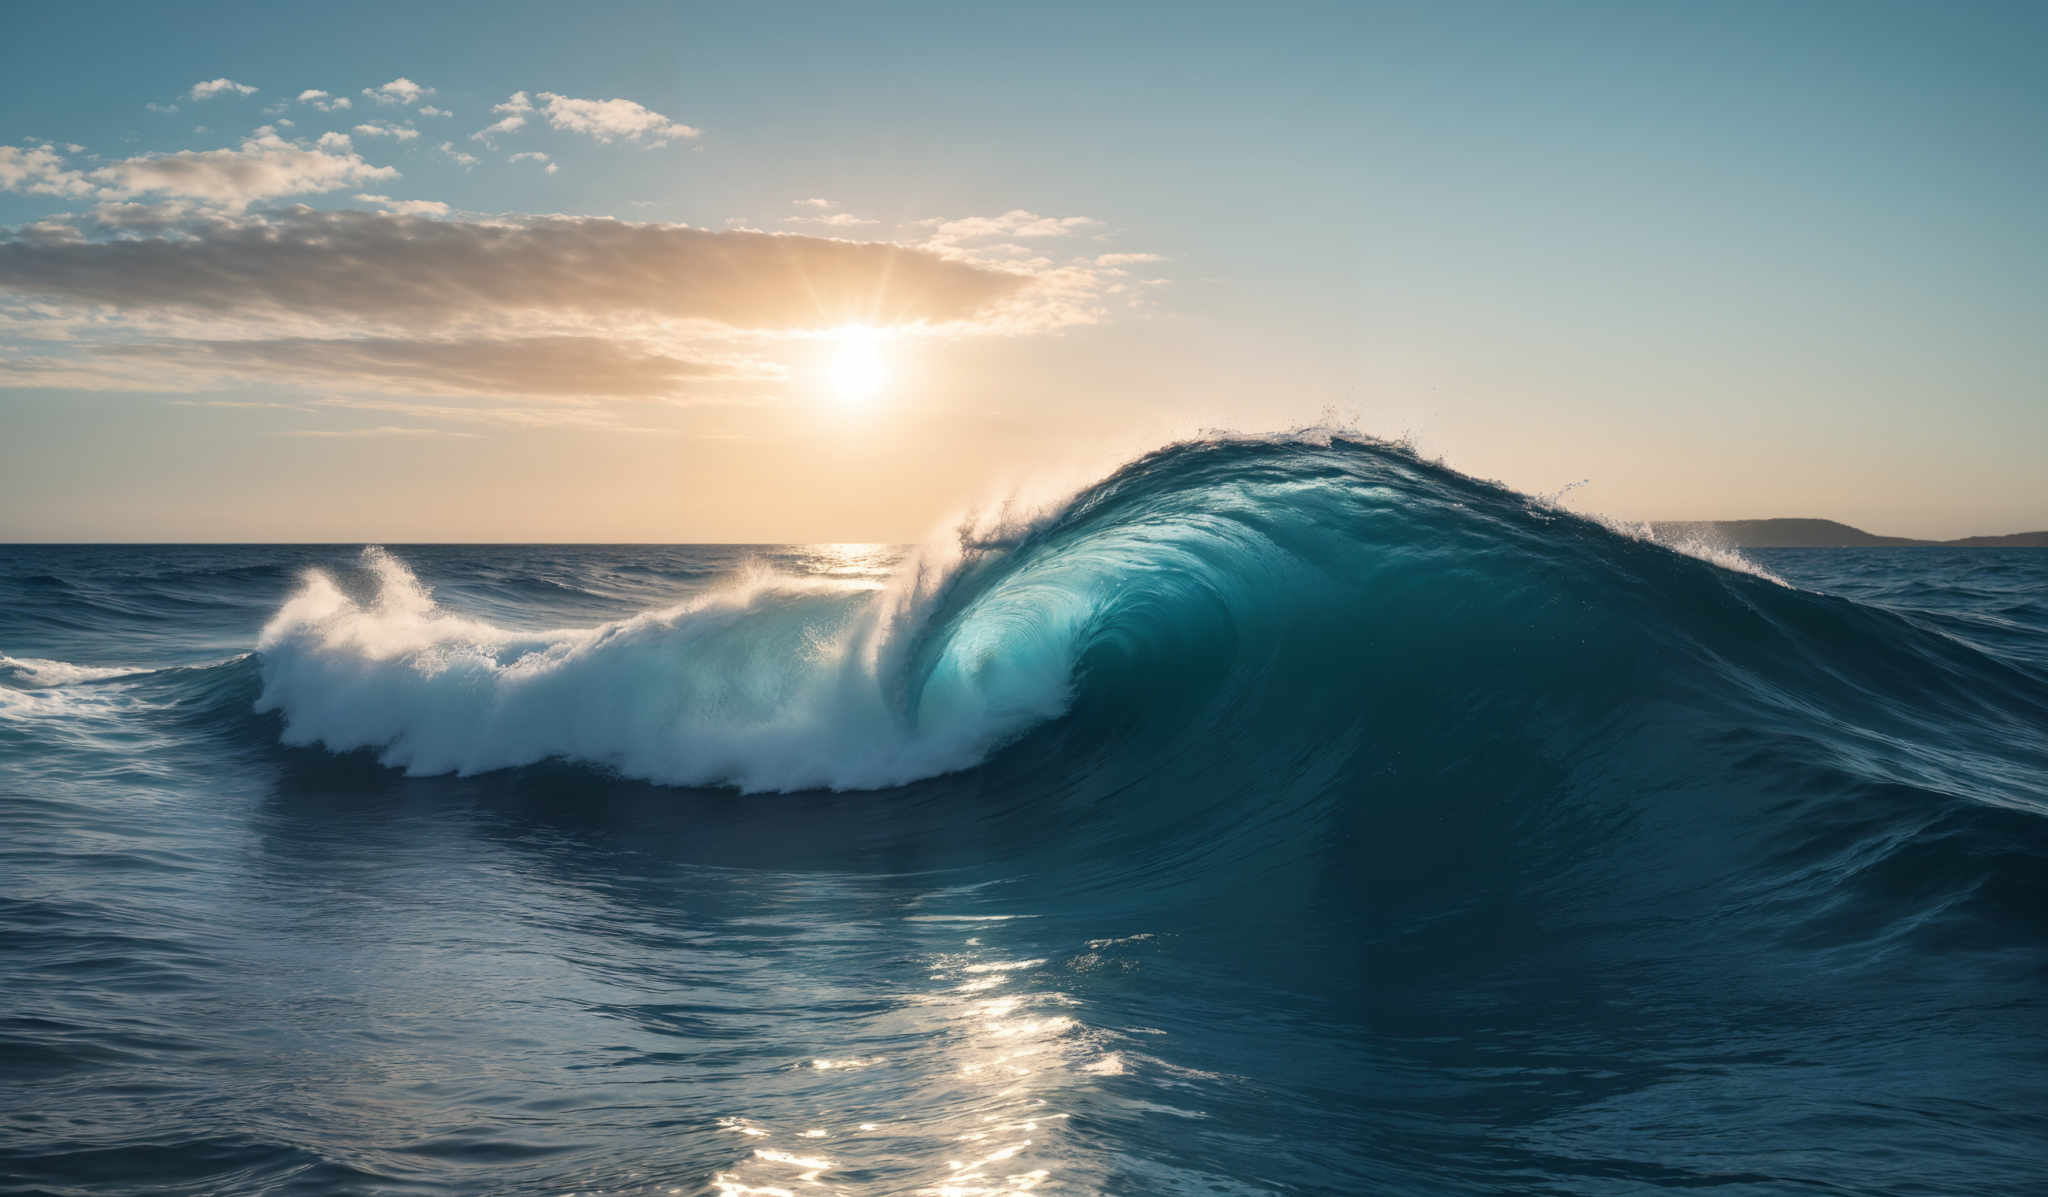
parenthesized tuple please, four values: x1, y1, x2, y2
(251, 433, 2048, 842)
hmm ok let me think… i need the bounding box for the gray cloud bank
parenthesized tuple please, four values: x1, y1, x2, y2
(0, 209, 1026, 330)
(0, 210, 1036, 405)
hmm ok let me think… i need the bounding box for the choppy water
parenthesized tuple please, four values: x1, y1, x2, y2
(3, 436, 2045, 1195)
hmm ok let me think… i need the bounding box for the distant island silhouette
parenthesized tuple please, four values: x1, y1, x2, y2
(1651, 519, 2048, 548)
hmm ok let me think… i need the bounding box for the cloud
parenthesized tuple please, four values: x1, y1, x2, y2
(351, 121, 419, 141)
(472, 92, 532, 143)
(286, 424, 477, 439)
(417, 105, 451, 118)
(538, 92, 699, 144)
(86, 200, 215, 230)
(787, 211, 879, 228)
(355, 193, 449, 217)
(317, 131, 353, 151)
(0, 209, 1025, 330)
(189, 78, 258, 101)
(438, 141, 479, 167)
(85, 131, 395, 209)
(297, 89, 352, 112)
(145, 101, 179, 114)
(900, 210, 1169, 326)
(922, 210, 1098, 245)
(310, 395, 689, 433)
(108, 335, 753, 399)
(480, 91, 699, 145)
(784, 198, 877, 229)
(16, 220, 84, 246)
(0, 145, 92, 197)
(362, 78, 434, 106)
(171, 398, 306, 410)
(508, 151, 549, 163)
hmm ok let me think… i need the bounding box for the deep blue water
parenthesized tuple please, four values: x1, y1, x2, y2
(3, 438, 2045, 1195)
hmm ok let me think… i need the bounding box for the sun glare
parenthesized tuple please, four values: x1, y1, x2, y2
(827, 325, 887, 404)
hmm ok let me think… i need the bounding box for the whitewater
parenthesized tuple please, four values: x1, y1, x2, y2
(3, 435, 2045, 1195)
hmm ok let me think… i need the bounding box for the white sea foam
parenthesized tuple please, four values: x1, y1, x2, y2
(0, 658, 155, 726)
(0, 655, 143, 688)
(1597, 516, 1790, 586)
(254, 547, 1077, 792)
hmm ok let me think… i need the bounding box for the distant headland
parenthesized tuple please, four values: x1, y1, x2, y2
(1651, 519, 2048, 548)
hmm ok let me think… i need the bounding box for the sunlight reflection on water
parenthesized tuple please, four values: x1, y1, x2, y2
(705, 919, 1134, 1196)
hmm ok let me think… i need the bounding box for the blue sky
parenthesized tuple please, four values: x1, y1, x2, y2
(1, 1, 2043, 539)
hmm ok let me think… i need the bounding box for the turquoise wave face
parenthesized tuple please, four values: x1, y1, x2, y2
(3, 435, 2045, 1194)
(915, 434, 2045, 808)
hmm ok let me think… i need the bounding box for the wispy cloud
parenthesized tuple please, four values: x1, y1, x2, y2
(351, 121, 419, 141)
(362, 78, 434, 106)
(474, 90, 698, 146)
(0, 210, 1024, 330)
(170, 398, 308, 410)
(472, 91, 533, 143)
(189, 78, 257, 101)
(355, 194, 450, 217)
(286, 424, 477, 439)
(534, 92, 698, 144)
(920, 210, 1099, 246)
(790, 212, 878, 228)
(311, 395, 695, 435)
(784, 198, 877, 228)
(297, 89, 351, 112)
(83, 130, 395, 209)
(905, 209, 1167, 328)
(110, 335, 755, 398)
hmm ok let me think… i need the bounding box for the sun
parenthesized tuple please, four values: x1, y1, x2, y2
(826, 325, 887, 404)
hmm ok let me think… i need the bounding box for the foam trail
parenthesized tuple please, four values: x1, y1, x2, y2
(0, 655, 145, 688)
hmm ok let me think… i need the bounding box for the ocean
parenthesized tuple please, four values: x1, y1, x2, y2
(3, 436, 2044, 1195)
